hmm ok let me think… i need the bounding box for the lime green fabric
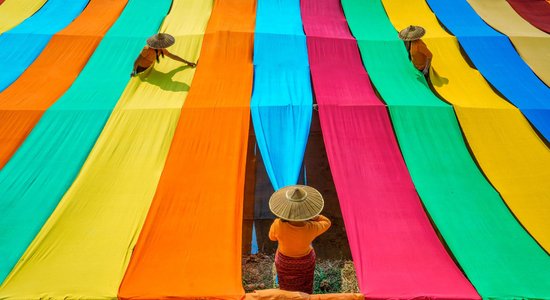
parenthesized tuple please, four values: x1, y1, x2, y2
(341, 0, 550, 298)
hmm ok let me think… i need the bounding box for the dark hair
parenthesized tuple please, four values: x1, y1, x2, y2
(154, 49, 164, 63)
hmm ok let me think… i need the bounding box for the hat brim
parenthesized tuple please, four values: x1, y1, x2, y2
(398, 26, 426, 41)
(146, 34, 175, 49)
(269, 185, 324, 221)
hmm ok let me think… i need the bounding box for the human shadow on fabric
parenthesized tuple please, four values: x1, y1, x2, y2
(428, 68, 449, 87)
(140, 65, 191, 92)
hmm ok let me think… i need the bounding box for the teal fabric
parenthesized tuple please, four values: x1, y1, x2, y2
(0, 0, 172, 284)
(341, 0, 550, 298)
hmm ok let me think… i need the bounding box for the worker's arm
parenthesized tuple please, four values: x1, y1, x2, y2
(310, 215, 331, 236)
(422, 45, 433, 75)
(423, 57, 432, 75)
(163, 49, 196, 67)
(269, 219, 279, 241)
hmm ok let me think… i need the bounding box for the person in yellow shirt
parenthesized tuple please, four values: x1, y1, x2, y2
(399, 25, 432, 76)
(268, 185, 331, 294)
(131, 33, 196, 77)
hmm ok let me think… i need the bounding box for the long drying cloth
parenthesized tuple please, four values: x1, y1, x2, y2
(118, 0, 256, 298)
(506, 0, 550, 33)
(425, 0, 550, 142)
(342, 0, 550, 298)
(0, 1, 210, 298)
(0, 0, 171, 295)
(0, 0, 46, 33)
(0, 0, 127, 283)
(251, 0, 312, 191)
(301, 0, 478, 298)
(0, 0, 126, 170)
(382, 0, 550, 252)
(0, 0, 89, 92)
(465, 0, 550, 86)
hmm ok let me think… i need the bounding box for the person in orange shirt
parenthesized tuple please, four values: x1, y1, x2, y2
(399, 25, 432, 76)
(131, 33, 196, 77)
(269, 185, 331, 294)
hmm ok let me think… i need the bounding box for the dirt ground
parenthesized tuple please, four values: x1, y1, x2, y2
(242, 254, 359, 294)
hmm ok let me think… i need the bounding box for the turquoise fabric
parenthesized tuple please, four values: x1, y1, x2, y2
(0, 0, 172, 284)
(342, 0, 550, 297)
(251, 0, 312, 191)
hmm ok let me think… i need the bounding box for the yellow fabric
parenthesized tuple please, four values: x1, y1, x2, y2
(0, 0, 212, 298)
(382, 0, 550, 251)
(465, 0, 550, 86)
(269, 215, 331, 257)
(0, 0, 47, 33)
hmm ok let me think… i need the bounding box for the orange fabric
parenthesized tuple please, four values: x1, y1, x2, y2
(0, 0, 126, 169)
(269, 215, 331, 257)
(135, 46, 167, 69)
(410, 39, 432, 70)
(245, 289, 364, 300)
(118, 0, 256, 299)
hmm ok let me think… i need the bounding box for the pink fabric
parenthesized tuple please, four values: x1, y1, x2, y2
(301, 0, 479, 298)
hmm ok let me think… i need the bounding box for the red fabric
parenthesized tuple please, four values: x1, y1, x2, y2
(506, 0, 550, 33)
(275, 250, 316, 294)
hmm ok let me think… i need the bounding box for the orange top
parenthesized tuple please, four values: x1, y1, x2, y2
(410, 39, 432, 70)
(269, 215, 331, 257)
(135, 46, 167, 69)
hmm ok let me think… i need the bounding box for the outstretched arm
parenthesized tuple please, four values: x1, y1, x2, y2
(164, 49, 196, 67)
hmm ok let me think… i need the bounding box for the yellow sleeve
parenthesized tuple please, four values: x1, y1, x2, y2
(269, 219, 279, 241)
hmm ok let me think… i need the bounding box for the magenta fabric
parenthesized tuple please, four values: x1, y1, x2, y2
(300, 0, 479, 298)
(506, 0, 550, 33)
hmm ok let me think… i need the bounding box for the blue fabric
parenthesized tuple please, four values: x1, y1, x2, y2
(251, 0, 312, 192)
(0, 0, 171, 283)
(0, 0, 90, 92)
(426, 0, 550, 141)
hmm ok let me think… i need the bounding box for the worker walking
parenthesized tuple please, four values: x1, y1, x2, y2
(269, 185, 331, 294)
(399, 25, 432, 76)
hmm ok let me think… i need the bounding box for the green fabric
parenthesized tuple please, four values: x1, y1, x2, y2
(341, 0, 550, 298)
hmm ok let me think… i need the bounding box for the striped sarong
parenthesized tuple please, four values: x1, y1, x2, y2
(275, 250, 316, 294)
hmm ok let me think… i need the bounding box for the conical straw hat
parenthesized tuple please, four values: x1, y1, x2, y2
(398, 25, 426, 41)
(146, 33, 175, 49)
(269, 185, 324, 221)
